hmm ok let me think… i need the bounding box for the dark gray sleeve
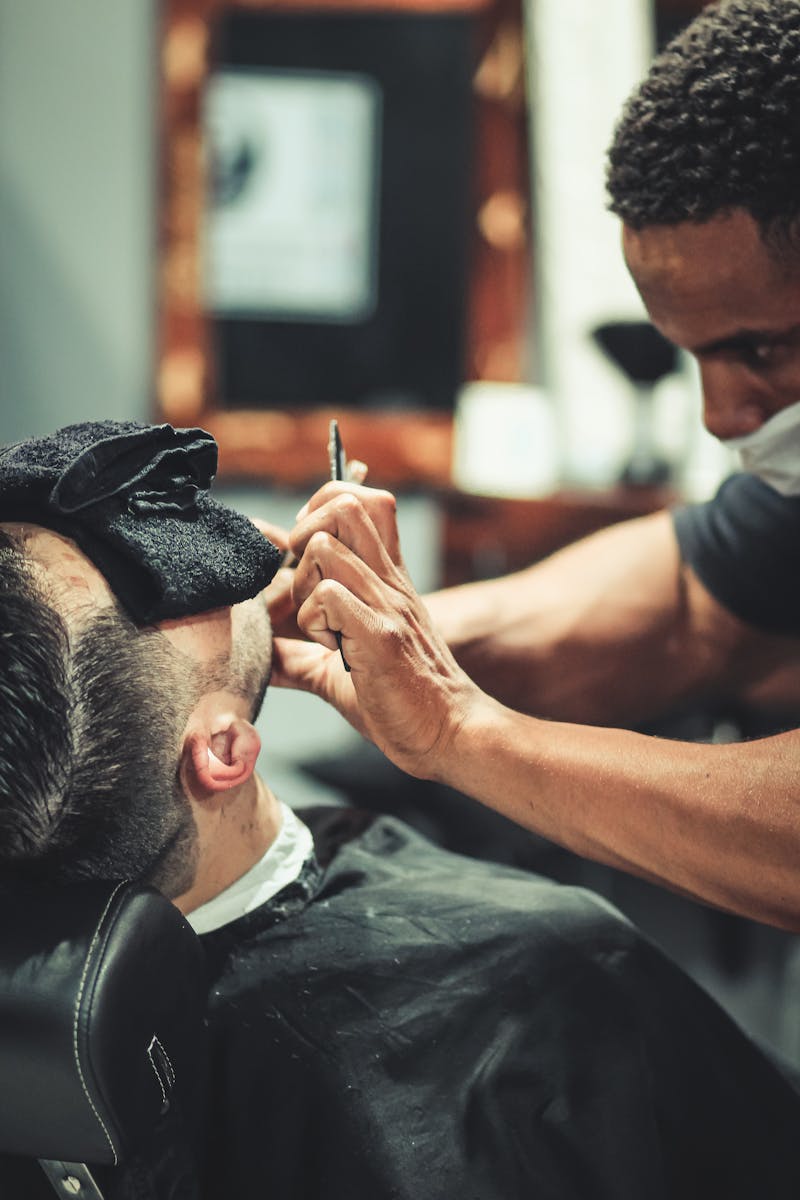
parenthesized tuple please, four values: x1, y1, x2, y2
(672, 473, 800, 636)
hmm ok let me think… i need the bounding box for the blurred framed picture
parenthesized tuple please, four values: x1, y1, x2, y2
(204, 68, 381, 322)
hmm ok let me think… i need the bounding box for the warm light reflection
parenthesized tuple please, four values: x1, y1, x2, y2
(475, 338, 523, 382)
(159, 349, 206, 424)
(474, 21, 524, 101)
(477, 189, 526, 251)
(163, 18, 209, 91)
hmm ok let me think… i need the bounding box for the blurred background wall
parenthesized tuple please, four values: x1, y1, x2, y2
(0, 0, 155, 439)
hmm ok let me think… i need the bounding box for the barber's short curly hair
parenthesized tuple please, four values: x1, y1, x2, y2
(0, 528, 199, 897)
(607, 0, 800, 250)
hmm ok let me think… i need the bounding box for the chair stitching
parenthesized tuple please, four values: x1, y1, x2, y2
(155, 1037, 176, 1088)
(146, 1034, 176, 1106)
(72, 881, 128, 1166)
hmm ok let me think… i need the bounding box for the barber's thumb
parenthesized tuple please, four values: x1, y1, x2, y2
(270, 636, 329, 692)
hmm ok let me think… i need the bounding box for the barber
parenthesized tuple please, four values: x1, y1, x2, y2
(269, 1, 800, 934)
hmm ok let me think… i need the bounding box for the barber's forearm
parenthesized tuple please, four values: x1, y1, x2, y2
(423, 573, 559, 711)
(436, 695, 800, 930)
(420, 597, 629, 725)
(424, 512, 712, 726)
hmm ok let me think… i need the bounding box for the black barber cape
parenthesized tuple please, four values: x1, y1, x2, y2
(4, 808, 797, 1199)
(194, 808, 800, 1200)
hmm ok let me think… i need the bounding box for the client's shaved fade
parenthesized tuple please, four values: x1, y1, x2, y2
(0, 527, 199, 895)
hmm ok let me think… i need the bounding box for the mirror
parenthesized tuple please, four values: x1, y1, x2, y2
(157, 0, 530, 486)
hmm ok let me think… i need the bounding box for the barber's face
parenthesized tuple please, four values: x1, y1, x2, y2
(623, 209, 800, 440)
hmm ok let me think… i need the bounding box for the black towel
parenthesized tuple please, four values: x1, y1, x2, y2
(0, 421, 282, 623)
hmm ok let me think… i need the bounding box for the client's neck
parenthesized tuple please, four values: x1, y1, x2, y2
(174, 773, 282, 916)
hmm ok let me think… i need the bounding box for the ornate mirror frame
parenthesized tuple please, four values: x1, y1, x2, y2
(157, 0, 530, 487)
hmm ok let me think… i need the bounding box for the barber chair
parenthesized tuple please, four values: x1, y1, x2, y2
(0, 880, 207, 1199)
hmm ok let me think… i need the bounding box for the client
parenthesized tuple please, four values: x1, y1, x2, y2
(0, 421, 798, 1199)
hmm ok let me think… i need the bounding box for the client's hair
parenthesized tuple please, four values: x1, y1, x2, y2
(0, 528, 198, 897)
(607, 0, 800, 253)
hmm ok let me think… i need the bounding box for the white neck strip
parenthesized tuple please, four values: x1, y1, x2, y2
(186, 801, 314, 935)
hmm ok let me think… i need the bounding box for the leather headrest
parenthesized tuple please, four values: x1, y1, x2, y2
(0, 879, 206, 1165)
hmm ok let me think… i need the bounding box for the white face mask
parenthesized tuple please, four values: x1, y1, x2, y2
(722, 400, 800, 496)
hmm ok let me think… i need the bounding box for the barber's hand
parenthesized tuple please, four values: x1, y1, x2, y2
(271, 483, 479, 779)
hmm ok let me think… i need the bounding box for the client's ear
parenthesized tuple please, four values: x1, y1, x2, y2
(181, 716, 261, 802)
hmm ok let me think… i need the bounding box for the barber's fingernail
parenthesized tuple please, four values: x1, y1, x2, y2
(295, 503, 309, 522)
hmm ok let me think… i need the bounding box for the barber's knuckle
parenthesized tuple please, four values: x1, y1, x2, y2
(380, 615, 405, 652)
(388, 592, 413, 624)
(317, 577, 341, 603)
(336, 492, 362, 519)
(373, 489, 397, 516)
(308, 530, 333, 556)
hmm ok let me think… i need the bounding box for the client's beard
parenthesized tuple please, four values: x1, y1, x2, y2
(224, 596, 273, 723)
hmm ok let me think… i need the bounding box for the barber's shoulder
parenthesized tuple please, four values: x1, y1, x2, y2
(673, 475, 800, 672)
